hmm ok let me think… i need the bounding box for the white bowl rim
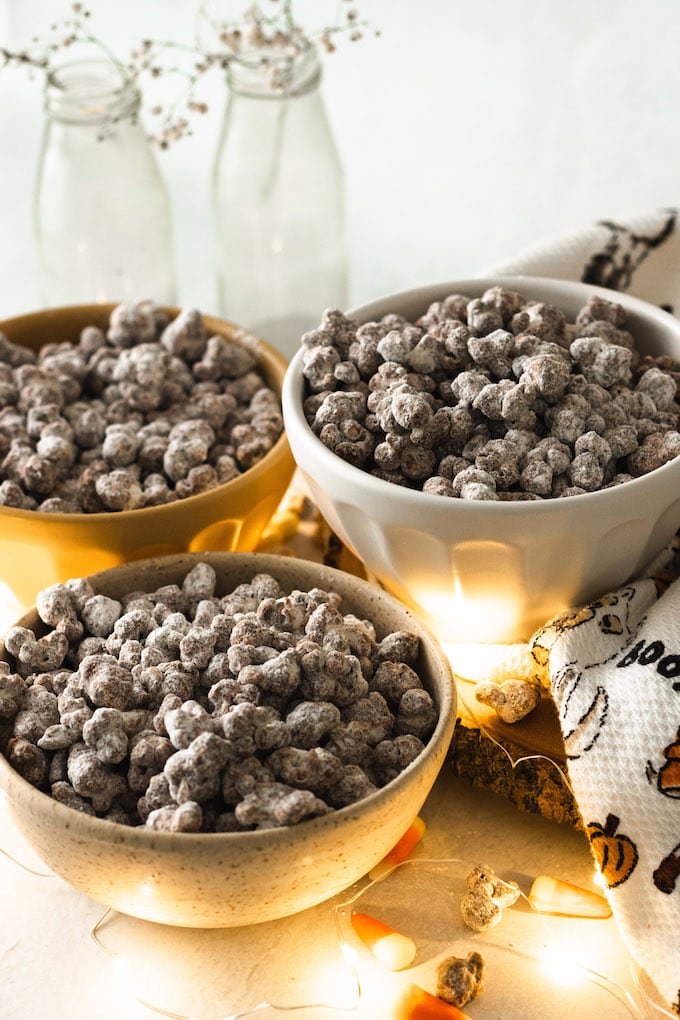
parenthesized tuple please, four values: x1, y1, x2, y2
(283, 274, 680, 515)
(0, 552, 457, 851)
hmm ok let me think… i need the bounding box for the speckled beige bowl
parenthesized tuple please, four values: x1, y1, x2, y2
(0, 305, 296, 612)
(0, 552, 456, 928)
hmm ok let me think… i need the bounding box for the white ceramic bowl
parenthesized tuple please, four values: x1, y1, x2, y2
(0, 552, 456, 928)
(282, 276, 680, 643)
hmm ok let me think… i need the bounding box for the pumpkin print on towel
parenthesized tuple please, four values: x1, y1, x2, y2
(653, 841, 680, 896)
(647, 725, 680, 799)
(586, 814, 639, 889)
(646, 725, 680, 896)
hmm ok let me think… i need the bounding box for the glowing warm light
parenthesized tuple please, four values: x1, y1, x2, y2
(351, 912, 416, 971)
(303, 956, 360, 1010)
(0, 581, 24, 635)
(413, 582, 522, 645)
(111, 955, 131, 985)
(528, 874, 611, 919)
(592, 869, 608, 891)
(539, 944, 586, 988)
(340, 940, 360, 967)
(440, 639, 533, 684)
(369, 817, 426, 882)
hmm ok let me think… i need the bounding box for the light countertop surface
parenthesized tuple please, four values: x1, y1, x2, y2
(0, 763, 661, 1020)
(0, 3, 678, 1016)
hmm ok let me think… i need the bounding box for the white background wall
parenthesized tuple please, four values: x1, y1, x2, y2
(0, 0, 678, 319)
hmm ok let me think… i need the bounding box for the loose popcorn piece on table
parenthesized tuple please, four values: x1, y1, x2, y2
(474, 677, 541, 723)
(436, 950, 485, 1009)
(461, 864, 520, 932)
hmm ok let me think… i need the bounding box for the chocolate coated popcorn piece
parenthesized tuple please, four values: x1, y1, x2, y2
(461, 864, 520, 931)
(436, 951, 485, 1009)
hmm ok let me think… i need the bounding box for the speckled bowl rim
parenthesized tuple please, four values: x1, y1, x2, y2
(0, 551, 457, 854)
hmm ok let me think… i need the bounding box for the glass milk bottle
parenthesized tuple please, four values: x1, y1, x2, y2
(212, 42, 347, 360)
(34, 58, 176, 306)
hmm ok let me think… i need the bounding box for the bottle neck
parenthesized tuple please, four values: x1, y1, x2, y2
(226, 41, 321, 99)
(44, 58, 140, 125)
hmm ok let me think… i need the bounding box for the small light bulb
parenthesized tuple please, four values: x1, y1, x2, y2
(540, 944, 585, 988)
(111, 955, 131, 984)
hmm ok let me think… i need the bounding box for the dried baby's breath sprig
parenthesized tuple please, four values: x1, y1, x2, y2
(0, 1, 378, 147)
(1, 3, 121, 79)
(131, 0, 378, 147)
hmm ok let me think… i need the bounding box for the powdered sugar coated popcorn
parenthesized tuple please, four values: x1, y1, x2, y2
(0, 301, 283, 513)
(0, 563, 438, 832)
(301, 288, 680, 499)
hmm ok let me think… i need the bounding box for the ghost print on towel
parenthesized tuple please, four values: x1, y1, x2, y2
(532, 576, 680, 1013)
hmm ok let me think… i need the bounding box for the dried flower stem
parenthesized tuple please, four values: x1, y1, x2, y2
(1, 0, 377, 146)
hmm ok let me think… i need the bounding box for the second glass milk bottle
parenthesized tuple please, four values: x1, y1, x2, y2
(212, 41, 347, 360)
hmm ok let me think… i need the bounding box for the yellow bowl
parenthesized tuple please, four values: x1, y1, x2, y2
(0, 305, 296, 612)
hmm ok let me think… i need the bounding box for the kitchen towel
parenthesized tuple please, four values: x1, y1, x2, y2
(488, 207, 680, 1015)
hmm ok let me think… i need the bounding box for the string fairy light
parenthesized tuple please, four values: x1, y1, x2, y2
(0, 843, 54, 879)
(0, 807, 655, 1019)
(91, 905, 363, 1019)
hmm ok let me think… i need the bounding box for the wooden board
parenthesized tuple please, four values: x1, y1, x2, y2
(452, 676, 580, 827)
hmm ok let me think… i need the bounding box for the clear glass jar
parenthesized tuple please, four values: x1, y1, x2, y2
(34, 59, 176, 306)
(212, 42, 348, 360)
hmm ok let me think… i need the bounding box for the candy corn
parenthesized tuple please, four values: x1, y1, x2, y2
(392, 981, 472, 1020)
(369, 817, 426, 882)
(528, 874, 611, 918)
(351, 911, 416, 970)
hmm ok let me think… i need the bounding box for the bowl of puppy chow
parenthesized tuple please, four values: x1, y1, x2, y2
(0, 301, 295, 612)
(282, 277, 680, 643)
(0, 551, 456, 927)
